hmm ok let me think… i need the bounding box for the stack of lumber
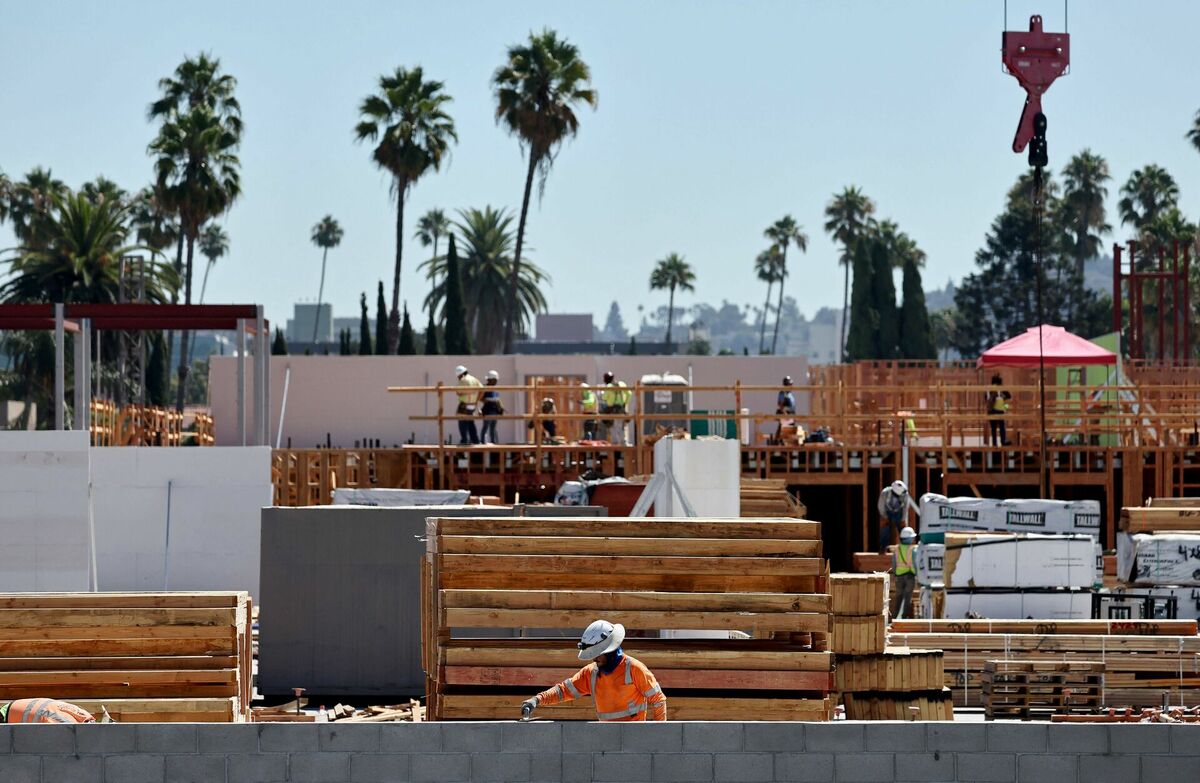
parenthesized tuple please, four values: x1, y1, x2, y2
(1120, 506, 1200, 533)
(982, 660, 1103, 721)
(740, 479, 806, 518)
(831, 574, 951, 720)
(0, 592, 252, 722)
(423, 516, 834, 721)
(890, 618, 1200, 709)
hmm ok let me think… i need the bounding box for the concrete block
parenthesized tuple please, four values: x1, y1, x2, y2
(894, 751, 953, 782)
(11, 725, 74, 754)
(500, 722, 562, 753)
(562, 753, 591, 783)
(775, 752, 833, 782)
(1110, 724, 1169, 754)
(105, 754, 166, 783)
(986, 724, 1046, 753)
(226, 753, 287, 783)
(563, 722, 621, 752)
(622, 722, 683, 752)
(956, 753, 1016, 783)
(864, 723, 925, 752)
(1047, 724, 1108, 754)
(743, 723, 803, 752)
(1078, 754, 1138, 783)
(259, 724, 319, 753)
(593, 751, 652, 782)
(651, 753, 713, 782)
(196, 724, 260, 754)
(289, 751, 351, 782)
(75, 724, 136, 754)
(443, 723, 501, 753)
(350, 753, 412, 783)
(529, 752, 562, 783)
(165, 753, 227, 783)
(712, 752, 773, 782)
(0, 756, 39, 783)
(137, 724, 198, 754)
(380, 724, 442, 753)
(1141, 755, 1200, 779)
(927, 724, 986, 752)
(318, 724, 381, 752)
(471, 751, 530, 782)
(1016, 753, 1076, 783)
(41, 754, 102, 783)
(805, 724, 864, 752)
(682, 723, 743, 752)
(1172, 725, 1199, 754)
(0, 725, 9, 753)
(410, 753, 471, 783)
(834, 753, 893, 783)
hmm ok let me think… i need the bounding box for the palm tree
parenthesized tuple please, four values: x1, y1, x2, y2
(5, 167, 67, 248)
(419, 206, 549, 353)
(1188, 109, 1200, 156)
(415, 208, 451, 265)
(80, 177, 127, 207)
(355, 66, 457, 352)
(196, 224, 228, 304)
(754, 247, 782, 354)
(130, 186, 180, 260)
(824, 186, 876, 362)
(493, 29, 597, 352)
(1061, 150, 1111, 273)
(649, 253, 696, 348)
(148, 52, 242, 132)
(764, 215, 808, 355)
(1119, 165, 1180, 234)
(310, 215, 343, 343)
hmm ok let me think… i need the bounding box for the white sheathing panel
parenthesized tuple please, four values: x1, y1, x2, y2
(919, 494, 1102, 535)
(653, 438, 739, 518)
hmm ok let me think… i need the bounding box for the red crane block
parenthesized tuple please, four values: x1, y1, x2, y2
(1002, 15, 1070, 153)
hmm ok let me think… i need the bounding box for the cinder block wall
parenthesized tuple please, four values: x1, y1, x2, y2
(0, 721, 1193, 782)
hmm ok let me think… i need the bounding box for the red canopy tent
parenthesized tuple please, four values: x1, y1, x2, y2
(977, 325, 1117, 368)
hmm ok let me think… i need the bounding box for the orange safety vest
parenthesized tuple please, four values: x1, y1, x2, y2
(536, 655, 667, 721)
(3, 699, 95, 724)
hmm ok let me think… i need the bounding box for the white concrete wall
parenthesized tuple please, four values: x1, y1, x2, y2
(210, 354, 809, 448)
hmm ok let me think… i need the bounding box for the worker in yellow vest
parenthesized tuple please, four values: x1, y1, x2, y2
(454, 365, 483, 445)
(986, 373, 1012, 446)
(599, 372, 631, 445)
(580, 383, 598, 440)
(890, 526, 917, 621)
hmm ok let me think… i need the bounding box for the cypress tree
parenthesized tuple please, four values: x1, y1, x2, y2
(147, 332, 168, 406)
(338, 328, 352, 356)
(375, 282, 389, 356)
(271, 327, 288, 355)
(898, 256, 936, 359)
(442, 234, 472, 354)
(869, 239, 899, 359)
(424, 306, 440, 355)
(397, 305, 416, 355)
(845, 240, 877, 361)
(628, 336, 638, 355)
(358, 292, 372, 355)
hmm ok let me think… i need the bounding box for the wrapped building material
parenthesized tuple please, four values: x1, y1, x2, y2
(1117, 533, 1200, 586)
(919, 494, 1101, 536)
(920, 587, 1093, 620)
(939, 533, 1100, 589)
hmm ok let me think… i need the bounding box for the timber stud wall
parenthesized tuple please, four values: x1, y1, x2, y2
(0, 722, 1196, 782)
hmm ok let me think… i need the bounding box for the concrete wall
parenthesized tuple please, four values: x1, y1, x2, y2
(0, 721, 1192, 782)
(210, 355, 809, 448)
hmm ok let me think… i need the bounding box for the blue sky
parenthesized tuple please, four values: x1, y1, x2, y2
(2, 1, 1198, 334)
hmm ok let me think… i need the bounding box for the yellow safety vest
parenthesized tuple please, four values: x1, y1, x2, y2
(581, 388, 597, 412)
(456, 374, 482, 405)
(602, 382, 630, 407)
(895, 543, 914, 576)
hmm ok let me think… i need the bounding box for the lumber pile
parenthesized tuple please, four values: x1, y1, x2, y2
(1148, 497, 1200, 508)
(843, 688, 954, 720)
(835, 647, 945, 693)
(830, 574, 887, 655)
(890, 618, 1200, 709)
(1120, 506, 1200, 533)
(982, 660, 1103, 721)
(0, 592, 252, 722)
(423, 516, 834, 721)
(739, 479, 806, 518)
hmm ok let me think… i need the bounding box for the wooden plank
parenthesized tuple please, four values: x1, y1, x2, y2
(436, 694, 832, 721)
(70, 697, 237, 723)
(890, 619, 1198, 636)
(0, 608, 236, 628)
(438, 535, 821, 558)
(0, 593, 247, 609)
(431, 517, 822, 540)
(0, 669, 237, 685)
(887, 633, 1200, 653)
(0, 626, 236, 641)
(443, 607, 829, 633)
(437, 554, 825, 576)
(440, 590, 830, 614)
(1120, 506, 1200, 533)
(0, 656, 239, 671)
(0, 684, 238, 698)
(0, 637, 236, 658)
(439, 573, 825, 593)
(443, 665, 834, 691)
(443, 643, 832, 672)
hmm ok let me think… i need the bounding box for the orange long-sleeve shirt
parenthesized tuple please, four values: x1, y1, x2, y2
(535, 655, 667, 721)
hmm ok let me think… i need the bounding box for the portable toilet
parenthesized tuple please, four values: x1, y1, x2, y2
(639, 372, 689, 435)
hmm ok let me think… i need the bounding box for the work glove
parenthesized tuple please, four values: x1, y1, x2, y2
(521, 698, 537, 719)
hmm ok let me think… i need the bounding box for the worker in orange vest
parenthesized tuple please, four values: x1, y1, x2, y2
(1, 699, 99, 723)
(521, 620, 667, 721)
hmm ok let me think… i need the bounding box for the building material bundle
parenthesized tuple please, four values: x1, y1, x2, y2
(842, 688, 954, 720)
(919, 495, 1101, 536)
(830, 574, 886, 656)
(835, 648, 945, 693)
(739, 479, 806, 518)
(921, 587, 1094, 620)
(890, 618, 1200, 709)
(1120, 506, 1200, 534)
(423, 516, 834, 720)
(1117, 533, 1200, 585)
(0, 592, 252, 722)
(982, 660, 1104, 721)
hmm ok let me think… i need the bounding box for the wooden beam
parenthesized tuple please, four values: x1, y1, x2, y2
(442, 607, 828, 633)
(0, 608, 236, 628)
(439, 573, 826, 593)
(436, 555, 825, 577)
(431, 518, 822, 540)
(436, 694, 832, 721)
(440, 590, 830, 614)
(437, 536, 822, 558)
(442, 643, 832, 672)
(442, 665, 834, 691)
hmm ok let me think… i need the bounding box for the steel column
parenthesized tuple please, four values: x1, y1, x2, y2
(237, 319, 246, 446)
(54, 303, 65, 430)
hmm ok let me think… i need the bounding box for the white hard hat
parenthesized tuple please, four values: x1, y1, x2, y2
(486, 370, 499, 380)
(454, 365, 468, 376)
(891, 480, 908, 494)
(580, 382, 589, 388)
(577, 619, 625, 661)
(900, 526, 917, 542)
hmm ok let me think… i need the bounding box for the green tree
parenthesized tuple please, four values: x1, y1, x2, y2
(824, 186, 876, 361)
(146, 331, 169, 406)
(868, 237, 898, 358)
(415, 207, 451, 267)
(375, 281, 388, 355)
(628, 336, 637, 355)
(310, 215, 343, 344)
(358, 292, 373, 355)
(844, 240, 876, 361)
(423, 306, 440, 355)
(130, 185, 180, 261)
(1060, 150, 1111, 279)
(898, 255, 935, 359)
(196, 223, 228, 304)
(80, 176, 128, 207)
(764, 215, 808, 355)
(930, 308, 958, 362)
(338, 328, 352, 356)
(493, 28, 597, 353)
(602, 301, 628, 341)
(397, 304, 416, 355)
(649, 253, 696, 348)
(356, 66, 457, 352)
(271, 327, 288, 355)
(4, 167, 68, 249)
(1119, 164, 1179, 234)
(754, 247, 782, 354)
(1189, 109, 1200, 155)
(441, 234, 472, 354)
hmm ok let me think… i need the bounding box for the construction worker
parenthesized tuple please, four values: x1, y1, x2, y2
(877, 479, 918, 553)
(890, 527, 918, 620)
(599, 371, 631, 444)
(580, 383, 598, 440)
(454, 365, 483, 445)
(521, 620, 667, 722)
(2, 699, 99, 723)
(986, 373, 1012, 446)
(480, 370, 504, 444)
(775, 375, 796, 443)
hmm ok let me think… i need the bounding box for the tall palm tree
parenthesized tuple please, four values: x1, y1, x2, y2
(356, 66, 457, 352)
(0, 168, 10, 227)
(148, 52, 242, 133)
(310, 215, 343, 344)
(764, 215, 808, 355)
(754, 247, 782, 354)
(1119, 164, 1180, 234)
(493, 28, 597, 352)
(649, 253, 696, 348)
(1061, 150, 1112, 274)
(1188, 109, 1200, 156)
(5, 167, 67, 248)
(196, 224, 228, 304)
(419, 206, 549, 353)
(130, 186, 180, 260)
(824, 186, 876, 362)
(80, 177, 127, 207)
(415, 208, 451, 265)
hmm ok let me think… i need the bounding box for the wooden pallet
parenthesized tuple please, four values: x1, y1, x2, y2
(842, 688, 954, 721)
(835, 647, 944, 693)
(424, 516, 833, 721)
(983, 660, 1105, 720)
(0, 592, 252, 722)
(830, 573, 889, 617)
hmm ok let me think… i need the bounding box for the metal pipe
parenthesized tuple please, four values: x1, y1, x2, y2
(54, 303, 65, 430)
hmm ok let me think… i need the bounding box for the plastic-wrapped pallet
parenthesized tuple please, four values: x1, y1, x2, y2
(923, 587, 1093, 620)
(1117, 533, 1200, 585)
(935, 533, 1100, 589)
(919, 494, 1101, 536)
